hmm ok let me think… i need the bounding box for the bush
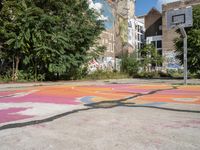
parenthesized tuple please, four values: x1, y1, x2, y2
(0, 70, 45, 83)
(17, 70, 45, 82)
(121, 54, 139, 77)
(167, 69, 183, 78)
(85, 70, 129, 80)
(0, 75, 12, 83)
(136, 71, 160, 79)
(158, 71, 172, 78)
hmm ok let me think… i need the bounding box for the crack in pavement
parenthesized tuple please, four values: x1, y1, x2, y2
(1, 86, 200, 131)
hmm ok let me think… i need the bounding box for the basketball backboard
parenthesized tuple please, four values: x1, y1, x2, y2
(167, 6, 193, 29)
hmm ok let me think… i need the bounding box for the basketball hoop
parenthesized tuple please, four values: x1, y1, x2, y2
(167, 6, 193, 29)
(166, 6, 193, 85)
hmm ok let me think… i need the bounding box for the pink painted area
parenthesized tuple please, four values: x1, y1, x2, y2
(0, 107, 33, 124)
(0, 91, 16, 97)
(158, 90, 200, 95)
(164, 120, 200, 129)
(0, 90, 29, 97)
(0, 95, 80, 105)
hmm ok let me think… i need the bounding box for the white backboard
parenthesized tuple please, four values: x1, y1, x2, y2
(167, 6, 193, 29)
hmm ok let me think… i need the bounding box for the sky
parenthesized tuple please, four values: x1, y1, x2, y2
(89, 0, 181, 28)
(136, 0, 180, 16)
(90, 0, 115, 29)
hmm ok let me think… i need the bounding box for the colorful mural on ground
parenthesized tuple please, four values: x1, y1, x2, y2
(0, 84, 200, 125)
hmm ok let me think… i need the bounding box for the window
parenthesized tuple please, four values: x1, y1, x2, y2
(138, 44, 140, 49)
(128, 21, 132, 27)
(157, 40, 162, 48)
(109, 43, 112, 52)
(135, 25, 138, 32)
(157, 49, 163, 67)
(140, 35, 143, 42)
(102, 39, 105, 44)
(139, 26, 143, 33)
(158, 49, 162, 56)
(105, 39, 108, 44)
(159, 25, 162, 31)
(110, 34, 113, 41)
(151, 41, 156, 47)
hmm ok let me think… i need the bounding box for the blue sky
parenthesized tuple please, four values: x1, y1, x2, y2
(136, 0, 158, 16)
(135, 0, 180, 16)
(95, 0, 114, 29)
(91, 0, 179, 28)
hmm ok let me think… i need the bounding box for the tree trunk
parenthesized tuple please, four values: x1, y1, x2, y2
(12, 55, 15, 81)
(34, 60, 37, 82)
(13, 56, 19, 81)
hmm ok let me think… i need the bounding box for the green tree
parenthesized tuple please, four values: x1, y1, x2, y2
(174, 5, 200, 77)
(0, 0, 104, 81)
(121, 53, 139, 76)
(139, 44, 163, 72)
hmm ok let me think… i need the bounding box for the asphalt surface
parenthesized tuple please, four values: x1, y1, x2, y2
(0, 79, 200, 150)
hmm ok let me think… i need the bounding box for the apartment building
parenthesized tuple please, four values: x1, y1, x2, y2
(127, 0, 145, 58)
(144, 8, 163, 56)
(135, 17, 145, 52)
(138, 0, 200, 69)
(98, 29, 115, 58)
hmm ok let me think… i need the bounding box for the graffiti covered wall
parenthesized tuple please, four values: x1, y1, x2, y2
(164, 51, 182, 69)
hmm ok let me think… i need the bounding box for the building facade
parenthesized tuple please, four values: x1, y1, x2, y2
(139, 0, 200, 70)
(143, 8, 163, 67)
(135, 17, 145, 50)
(128, 1, 145, 58)
(88, 0, 137, 72)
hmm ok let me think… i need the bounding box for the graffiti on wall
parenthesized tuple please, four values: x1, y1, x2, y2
(165, 51, 182, 69)
(88, 57, 121, 72)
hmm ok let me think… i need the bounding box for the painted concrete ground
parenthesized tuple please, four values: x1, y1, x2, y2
(0, 84, 200, 127)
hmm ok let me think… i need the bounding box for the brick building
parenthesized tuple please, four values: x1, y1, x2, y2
(98, 29, 115, 58)
(139, 0, 200, 69)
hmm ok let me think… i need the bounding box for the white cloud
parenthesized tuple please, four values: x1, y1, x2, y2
(88, 0, 108, 21)
(88, 1, 102, 13)
(156, 0, 181, 10)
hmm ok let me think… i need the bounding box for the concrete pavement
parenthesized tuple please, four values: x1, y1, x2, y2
(1, 78, 200, 91)
(0, 80, 200, 149)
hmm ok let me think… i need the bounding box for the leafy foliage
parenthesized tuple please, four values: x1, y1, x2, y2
(0, 0, 104, 81)
(139, 44, 163, 72)
(121, 53, 139, 76)
(174, 5, 200, 77)
(85, 70, 129, 80)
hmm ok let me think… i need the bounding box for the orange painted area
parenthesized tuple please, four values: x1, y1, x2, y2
(130, 85, 172, 90)
(1, 84, 200, 124)
(1, 84, 200, 105)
